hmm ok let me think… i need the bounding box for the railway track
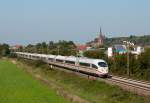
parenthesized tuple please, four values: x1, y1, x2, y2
(104, 75, 150, 97)
(50, 62, 150, 97)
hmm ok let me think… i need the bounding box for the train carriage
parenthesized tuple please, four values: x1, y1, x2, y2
(15, 52, 108, 77)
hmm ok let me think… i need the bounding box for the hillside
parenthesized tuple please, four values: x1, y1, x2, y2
(104, 35, 150, 47)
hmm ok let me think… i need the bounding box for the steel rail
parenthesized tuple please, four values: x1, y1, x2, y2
(111, 75, 150, 85)
(107, 77, 150, 91)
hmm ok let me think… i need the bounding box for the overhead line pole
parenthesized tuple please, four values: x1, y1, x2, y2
(123, 41, 134, 77)
(127, 43, 130, 77)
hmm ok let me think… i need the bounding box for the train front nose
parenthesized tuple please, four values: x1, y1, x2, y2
(101, 67, 108, 73)
(105, 67, 108, 73)
(97, 62, 108, 74)
(97, 68, 108, 77)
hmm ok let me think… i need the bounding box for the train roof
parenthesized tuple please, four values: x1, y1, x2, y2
(55, 55, 66, 60)
(47, 55, 56, 58)
(65, 56, 77, 61)
(79, 58, 106, 64)
(15, 52, 106, 64)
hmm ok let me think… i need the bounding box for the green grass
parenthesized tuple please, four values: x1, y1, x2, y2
(41, 69, 149, 103)
(19, 59, 150, 103)
(0, 59, 70, 103)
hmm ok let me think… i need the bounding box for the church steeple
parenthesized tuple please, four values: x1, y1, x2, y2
(98, 27, 104, 46)
(100, 27, 102, 36)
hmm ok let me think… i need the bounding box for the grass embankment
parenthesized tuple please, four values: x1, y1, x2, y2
(17, 59, 150, 103)
(0, 59, 70, 103)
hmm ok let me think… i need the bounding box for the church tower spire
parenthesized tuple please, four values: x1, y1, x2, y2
(100, 27, 102, 36)
(98, 27, 104, 46)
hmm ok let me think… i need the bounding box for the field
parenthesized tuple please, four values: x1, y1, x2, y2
(17, 59, 150, 103)
(0, 59, 70, 103)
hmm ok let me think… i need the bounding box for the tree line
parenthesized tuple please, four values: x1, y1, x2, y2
(16, 40, 77, 56)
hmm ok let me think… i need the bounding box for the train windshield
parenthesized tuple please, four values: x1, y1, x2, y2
(98, 62, 108, 67)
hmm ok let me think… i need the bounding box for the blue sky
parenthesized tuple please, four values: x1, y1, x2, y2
(0, 0, 150, 45)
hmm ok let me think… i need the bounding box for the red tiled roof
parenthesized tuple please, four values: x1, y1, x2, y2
(77, 45, 87, 51)
(14, 45, 22, 49)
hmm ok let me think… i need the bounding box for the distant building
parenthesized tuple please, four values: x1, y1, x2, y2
(87, 28, 104, 48)
(108, 47, 113, 57)
(131, 46, 144, 55)
(113, 45, 127, 54)
(76, 44, 91, 56)
(107, 45, 127, 57)
(10, 45, 22, 50)
(107, 45, 144, 57)
(77, 45, 87, 51)
(98, 28, 104, 46)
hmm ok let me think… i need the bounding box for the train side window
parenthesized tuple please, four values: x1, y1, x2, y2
(48, 58, 53, 60)
(56, 59, 63, 62)
(66, 60, 75, 64)
(80, 62, 90, 67)
(92, 64, 98, 69)
(41, 57, 46, 60)
(98, 62, 107, 67)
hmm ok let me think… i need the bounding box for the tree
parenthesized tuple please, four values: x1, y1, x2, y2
(48, 41, 55, 49)
(83, 50, 106, 60)
(25, 44, 35, 53)
(0, 44, 10, 56)
(56, 40, 77, 56)
(138, 48, 150, 70)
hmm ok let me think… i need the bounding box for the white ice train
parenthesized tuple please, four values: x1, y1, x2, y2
(15, 52, 109, 77)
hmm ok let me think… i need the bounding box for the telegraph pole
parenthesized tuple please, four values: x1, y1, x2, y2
(123, 41, 134, 77)
(127, 43, 130, 77)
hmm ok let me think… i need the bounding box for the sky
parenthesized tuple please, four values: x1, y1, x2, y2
(0, 0, 150, 45)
